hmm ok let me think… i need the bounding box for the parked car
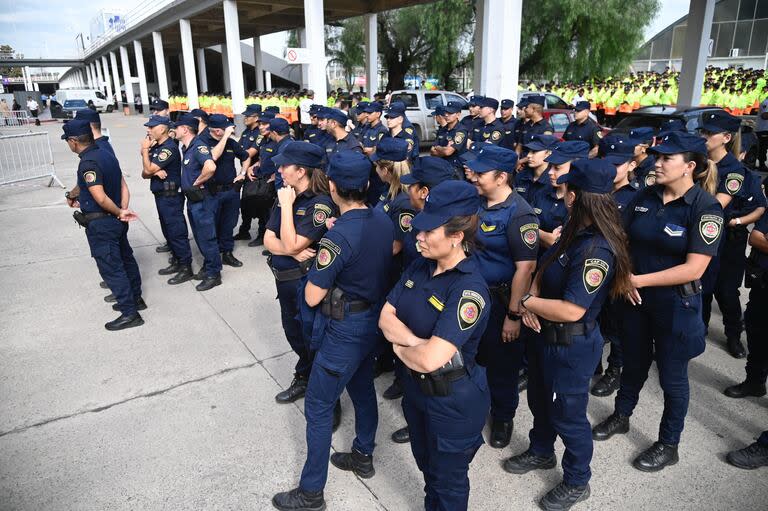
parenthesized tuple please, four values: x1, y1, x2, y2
(61, 99, 90, 119)
(610, 105, 726, 134)
(56, 89, 113, 113)
(388, 90, 470, 143)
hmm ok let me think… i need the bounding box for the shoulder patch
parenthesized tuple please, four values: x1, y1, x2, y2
(313, 203, 332, 227)
(644, 172, 656, 187)
(159, 148, 172, 161)
(520, 223, 539, 249)
(699, 214, 723, 245)
(583, 258, 609, 294)
(491, 130, 502, 141)
(197, 145, 210, 155)
(458, 290, 485, 331)
(316, 237, 341, 270)
(725, 172, 744, 195)
(399, 212, 414, 232)
(405, 127, 414, 135)
(453, 131, 466, 145)
(83, 170, 97, 184)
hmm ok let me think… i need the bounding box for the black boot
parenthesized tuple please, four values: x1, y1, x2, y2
(233, 230, 251, 241)
(383, 378, 403, 400)
(490, 419, 513, 449)
(112, 297, 147, 311)
(222, 251, 243, 267)
(592, 412, 629, 441)
(103, 293, 117, 303)
(271, 487, 326, 511)
(332, 400, 342, 432)
(155, 243, 170, 253)
(158, 257, 180, 275)
(104, 313, 144, 331)
(192, 268, 206, 281)
(633, 442, 678, 472)
(539, 482, 590, 511)
(503, 449, 557, 474)
(594, 361, 604, 376)
(330, 448, 375, 479)
(391, 426, 410, 444)
(518, 370, 529, 393)
(275, 377, 308, 404)
(248, 236, 264, 247)
(724, 380, 767, 398)
(726, 440, 768, 469)
(727, 337, 747, 359)
(196, 274, 222, 291)
(168, 265, 194, 285)
(591, 365, 621, 397)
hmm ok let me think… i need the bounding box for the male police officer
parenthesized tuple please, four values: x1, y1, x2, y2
(429, 101, 467, 176)
(149, 98, 170, 117)
(235, 104, 265, 242)
(63, 119, 145, 330)
(361, 101, 388, 157)
(325, 109, 362, 156)
(499, 99, 517, 149)
(516, 95, 554, 154)
(470, 96, 504, 149)
(75, 109, 115, 156)
(563, 101, 602, 156)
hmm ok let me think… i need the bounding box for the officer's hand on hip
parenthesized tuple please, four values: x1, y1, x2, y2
(502, 316, 521, 342)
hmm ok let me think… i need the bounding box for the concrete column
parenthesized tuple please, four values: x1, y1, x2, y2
(253, 36, 264, 91)
(298, 28, 309, 89)
(94, 59, 105, 95)
(678, 0, 716, 107)
(196, 48, 208, 92)
(101, 55, 113, 105)
(220, 44, 231, 93)
(153, 31, 169, 99)
(109, 51, 121, 105)
(83, 64, 92, 88)
(473, 0, 521, 100)
(133, 40, 150, 109)
(119, 45, 135, 110)
(90, 62, 98, 89)
(265, 71, 272, 91)
(223, 0, 246, 116)
(177, 54, 186, 93)
(179, 18, 199, 109)
(364, 14, 378, 96)
(303, 0, 327, 104)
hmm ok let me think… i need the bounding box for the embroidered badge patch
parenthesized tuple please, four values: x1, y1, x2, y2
(699, 214, 723, 245)
(480, 222, 496, 233)
(491, 130, 502, 141)
(458, 290, 485, 331)
(316, 237, 341, 270)
(725, 173, 743, 195)
(198, 145, 210, 155)
(405, 279, 414, 288)
(313, 203, 332, 227)
(454, 132, 465, 145)
(83, 171, 97, 184)
(158, 149, 172, 162)
(399, 212, 413, 232)
(645, 172, 656, 187)
(583, 258, 609, 294)
(520, 223, 539, 249)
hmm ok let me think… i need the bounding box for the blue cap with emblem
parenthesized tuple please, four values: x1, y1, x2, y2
(364, 101, 384, 113)
(573, 100, 590, 112)
(545, 140, 590, 165)
(175, 114, 199, 132)
(61, 119, 91, 139)
(412, 180, 481, 231)
(265, 106, 280, 113)
(468, 95, 484, 106)
(74, 109, 100, 123)
(401, 156, 455, 187)
(700, 110, 741, 133)
(649, 131, 708, 156)
(325, 108, 348, 126)
(527, 95, 546, 106)
(429, 105, 446, 117)
(356, 101, 370, 112)
(208, 114, 233, 129)
(444, 101, 463, 114)
(600, 133, 636, 164)
(309, 104, 323, 116)
(465, 145, 518, 173)
(385, 101, 407, 119)
(258, 111, 276, 122)
(370, 137, 409, 162)
(143, 115, 171, 127)
(517, 97, 530, 108)
(477, 96, 499, 110)
(241, 104, 262, 116)
(150, 99, 169, 111)
(557, 158, 616, 194)
(327, 150, 372, 190)
(658, 117, 686, 136)
(268, 118, 290, 134)
(523, 134, 559, 152)
(628, 127, 656, 145)
(189, 108, 209, 122)
(501, 99, 515, 109)
(271, 141, 325, 169)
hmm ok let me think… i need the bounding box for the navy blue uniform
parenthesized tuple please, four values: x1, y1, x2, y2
(95, 135, 115, 157)
(388, 257, 491, 511)
(473, 118, 505, 146)
(615, 184, 723, 445)
(435, 123, 469, 174)
(181, 137, 222, 278)
(261, 135, 293, 189)
(633, 155, 657, 189)
(362, 122, 388, 151)
(238, 127, 262, 152)
(473, 192, 539, 423)
(499, 116, 517, 149)
(527, 227, 615, 486)
(520, 118, 554, 144)
(531, 187, 568, 239)
(515, 165, 551, 204)
(743, 211, 768, 389)
(394, 126, 420, 161)
(78, 145, 142, 314)
(563, 119, 601, 148)
(300, 208, 393, 492)
(149, 138, 191, 265)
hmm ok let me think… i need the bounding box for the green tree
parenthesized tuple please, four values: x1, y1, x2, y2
(326, 18, 365, 92)
(519, 0, 660, 80)
(0, 44, 23, 78)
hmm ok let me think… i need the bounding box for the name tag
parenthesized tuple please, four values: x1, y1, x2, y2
(634, 206, 649, 212)
(296, 208, 306, 216)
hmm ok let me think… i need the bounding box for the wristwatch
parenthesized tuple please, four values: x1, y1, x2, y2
(521, 293, 534, 306)
(506, 310, 522, 321)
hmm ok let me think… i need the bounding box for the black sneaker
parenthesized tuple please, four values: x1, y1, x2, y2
(391, 426, 410, 444)
(726, 440, 768, 470)
(591, 365, 621, 397)
(539, 482, 590, 511)
(727, 338, 747, 359)
(222, 251, 243, 267)
(330, 448, 375, 478)
(168, 265, 194, 285)
(503, 449, 557, 474)
(248, 236, 264, 247)
(192, 268, 206, 281)
(592, 412, 629, 441)
(158, 258, 180, 275)
(383, 378, 403, 400)
(272, 487, 326, 511)
(195, 275, 222, 292)
(276, 377, 308, 404)
(155, 243, 171, 253)
(633, 442, 678, 472)
(490, 419, 513, 449)
(233, 231, 251, 241)
(99, 281, 109, 289)
(103, 293, 117, 303)
(724, 381, 767, 399)
(262, 249, 271, 256)
(112, 297, 147, 311)
(104, 313, 144, 331)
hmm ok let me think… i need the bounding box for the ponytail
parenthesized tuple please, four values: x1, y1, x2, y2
(305, 166, 330, 196)
(684, 151, 718, 196)
(727, 129, 742, 159)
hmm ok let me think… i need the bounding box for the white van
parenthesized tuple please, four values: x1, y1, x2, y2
(56, 89, 114, 113)
(388, 90, 470, 143)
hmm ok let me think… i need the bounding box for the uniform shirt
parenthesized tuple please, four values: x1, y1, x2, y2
(200, 129, 249, 184)
(265, 190, 335, 270)
(563, 119, 602, 148)
(749, 210, 768, 268)
(309, 207, 394, 303)
(623, 184, 723, 276)
(401, 225, 422, 270)
(362, 122, 388, 149)
(394, 126, 420, 161)
(77, 144, 122, 214)
(259, 135, 293, 188)
(473, 192, 539, 287)
(434, 124, 449, 147)
(239, 127, 262, 152)
(531, 187, 568, 233)
(538, 225, 615, 324)
(513, 119, 530, 146)
(612, 182, 638, 212)
(180, 137, 214, 190)
(499, 116, 517, 149)
(459, 114, 480, 132)
(515, 165, 551, 204)
(330, 133, 363, 156)
(95, 136, 115, 157)
(716, 152, 764, 220)
(373, 190, 415, 244)
(473, 118, 505, 146)
(149, 138, 182, 193)
(387, 256, 490, 364)
(520, 118, 554, 142)
(306, 128, 334, 150)
(351, 121, 369, 141)
(633, 155, 657, 189)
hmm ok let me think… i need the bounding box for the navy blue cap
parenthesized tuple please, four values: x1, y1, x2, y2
(175, 114, 199, 132)
(649, 131, 708, 156)
(143, 115, 171, 127)
(573, 101, 590, 111)
(444, 101, 463, 114)
(465, 145, 518, 173)
(74, 109, 100, 123)
(207, 114, 233, 129)
(527, 95, 545, 106)
(150, 99, 169, 111)
(370, 137, 409, 162)
(241, 104, 262, 116)
(401, 156, 455, 187)
(265, 106, 280, 113)
(327, 151, 372, 189)
(628, 127, 656, 144)
(258, 111, 276, 122)
(742, 131, 757, 154)
(701, 110, 741, 133)
(315, 106, 331, 119)
(600, 133, 637, 164)
(523, 134, 559, 152)
(356, 101, 370, 112)
(268, 118, 290, 134)
(61, 119, 91, 139)
(468, 95, 485, 106)
(477, 97, 499, 110)
(412, 180, 481, 231)
(500, 99, 514, 109)
(658, 118, 686, 135)
(325, 108, 348, 126)
(430, 105, 446, 117)
(545, 140, 590, 165)
(189, 108, 209, 121)
(272, 141, 325, 169)
(364, 101, 384, 113)
(517, 97, 530, 108)
(385, 101, 406, 119)
(309, 103, 323, 115)
(557, 158, 616, 193)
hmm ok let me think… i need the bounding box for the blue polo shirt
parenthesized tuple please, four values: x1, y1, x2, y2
(149, 138, 181, 193)
(180, 137, 214, 190)
(95, 136, 115, 157)
(612, 182, 638, 212)
(199, 129, 249, 184)
(77, 144, 122, 214)
(515, 165, 551, 204)
(374, 190, 416, 243)
(531, 187, 568, 233)
(633, 154, 657, 189)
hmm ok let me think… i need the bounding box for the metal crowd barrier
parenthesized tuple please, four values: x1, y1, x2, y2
(0, 131, 64, 188)
(0, 110, 31, 127)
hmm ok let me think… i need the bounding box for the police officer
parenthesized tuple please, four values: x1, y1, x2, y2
(189, 108, 209, 135)
(325, 108, 362, 155)
(515, 134, 559, 203)
(234, 103, 265, 243)
(516, 95, 554, 156)
(509, 159, 631, 511)
(272, 151, 393, 511)
(139, 115, 194, 284)
(431, 105, 448, 147)
(592, 132, 723, 472)
(469, 97, 504, 149)
(361, 101, 388, 157)
(351, 101, 369, 140)
(175, 114, 223, 291)
(263, 117, 294, 189)
(499, 99, 517, 150)
(263, 141, 335, 405)
(628, 127, 657, 189)
(563, 101, 602, 156)
(379, 180, 490, 511)
(385, 101, 419, 161)
(302, 104, 327, 146)
(460, 95, 484, 132)
(149, 98, 170, 117)
(464, 145, 538, 449)
(429, 101, 468, 177)
(75, 109, 115, 157)
(62, 119, 145, 330)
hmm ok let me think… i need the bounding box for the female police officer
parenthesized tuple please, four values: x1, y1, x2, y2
(465, 145, 539, 449)
(506, 159, 631, 511)
(592, 132, 723, 472)
(515, 134, 559, 204)
(263, 141, 334, 405)
(379, 180, 491, 511)
(273, 151, 393, 511)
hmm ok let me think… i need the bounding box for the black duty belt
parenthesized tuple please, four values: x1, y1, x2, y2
(208, 183, 235, 193)
(410, 366, 467, 383)
(267, 256, 313, 282)
(73, 210, 112, 228)
(153, 189, 181, 198)
(84, 212, 111, 221)
(540, 319, 594, 336)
